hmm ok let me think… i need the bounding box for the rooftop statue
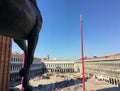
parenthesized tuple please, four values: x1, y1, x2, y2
(0, 0, 42, 91)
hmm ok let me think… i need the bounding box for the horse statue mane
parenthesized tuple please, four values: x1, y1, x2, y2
(0, 0, 42, 91)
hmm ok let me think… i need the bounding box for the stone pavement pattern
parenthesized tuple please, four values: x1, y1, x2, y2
(15, 73, 120, 91)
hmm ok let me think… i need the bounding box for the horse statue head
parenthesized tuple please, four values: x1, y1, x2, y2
(0, 0, 42, 91)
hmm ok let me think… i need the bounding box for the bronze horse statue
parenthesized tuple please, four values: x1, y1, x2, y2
(0, 0, 42, 91)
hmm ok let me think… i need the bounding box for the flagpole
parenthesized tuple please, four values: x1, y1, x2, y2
(21, 54, 25, 91)
(80, 14, 85, 91)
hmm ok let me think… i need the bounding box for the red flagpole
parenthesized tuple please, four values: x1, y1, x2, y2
(21, 54, 25, 91)
(80, 14, 85, 91)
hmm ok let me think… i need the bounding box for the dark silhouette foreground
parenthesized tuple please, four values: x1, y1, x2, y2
(0, 0, 42, 91)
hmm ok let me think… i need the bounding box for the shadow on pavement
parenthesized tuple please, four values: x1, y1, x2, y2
(32, 78, 87, 90)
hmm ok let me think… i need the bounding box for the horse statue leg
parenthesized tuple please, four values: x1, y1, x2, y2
(14, 40, 27, 77)
(14, 36, 38, 91)
(23, 19, 42, 91)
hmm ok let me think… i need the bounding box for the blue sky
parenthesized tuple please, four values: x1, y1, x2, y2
(12, 0, 120, 59)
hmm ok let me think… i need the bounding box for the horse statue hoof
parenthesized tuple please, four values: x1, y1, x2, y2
(24, 85, 33, 91)
(19, 68, 25, 77)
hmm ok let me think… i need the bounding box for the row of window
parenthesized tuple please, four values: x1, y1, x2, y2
(10, 65, 22, 71)
(85, 68, 120, 78)
(11, 56, 23, 62)
(85, 63, 120, 69)
(45, 64, 74, 68)
(10, 64, 43, 72)
(11, 56, 41, 64)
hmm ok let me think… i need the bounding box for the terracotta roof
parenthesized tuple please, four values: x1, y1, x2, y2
(108, 53, 120, 58)
(11, 52, 23, 57)
(83, 53, 120, 60)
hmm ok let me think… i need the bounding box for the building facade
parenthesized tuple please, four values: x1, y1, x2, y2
(10, 53, 78, 86)
(10, 52, 44, 86)
(84, 58, 120, 86)
(10, 52, 120, 87)
(43, 60, 75, 73)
